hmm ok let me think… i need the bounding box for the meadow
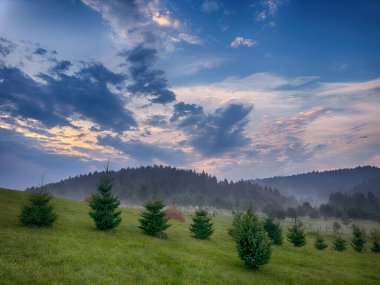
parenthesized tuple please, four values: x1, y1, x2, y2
(0, 188, 379, 285)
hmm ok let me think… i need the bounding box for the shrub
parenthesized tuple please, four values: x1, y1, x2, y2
(165, 202, 185, 222)
(351, 224, 366, 252)
(139, 200, 170, 237)
(263, 216, 283, 245)
(236, 206, 272, 270)
(19, 189, 57, 227)
(89, 168, 122, 230)
(333, 234, 346, 251)
(314, 233, 328, 250)
(84, 195, 93, 203)
(190, 209, 214, 239)
(287, 217, 306, 247)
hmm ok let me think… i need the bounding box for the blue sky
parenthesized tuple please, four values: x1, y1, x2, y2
(1, 0, 380, 189)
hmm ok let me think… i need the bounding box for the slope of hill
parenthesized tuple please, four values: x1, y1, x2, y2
(350, 175, 380, 197)
(254, 166, 380, 203)
(31, 165, 297, 210)
(1, 188, 380, 285)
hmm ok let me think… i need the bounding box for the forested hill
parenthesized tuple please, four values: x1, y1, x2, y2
(29, 165, 297, 210)
(350, 175, 380, 197)
(254, 166, 380, 202)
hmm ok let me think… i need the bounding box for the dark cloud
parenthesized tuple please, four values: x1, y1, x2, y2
(33, 47, 48, 55)
(0, 61, 136, 133)
(97, 134, 185, 165)
(171, 102, 253, 156)
(0, 37, 14, 57)
(146, 115, 168, 127)
(51, 60, 72, 73)
(121, 45, 176, 104)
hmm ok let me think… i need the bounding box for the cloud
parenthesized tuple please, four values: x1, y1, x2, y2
(81, 0, 200, 50)
(201, 0, 220, 13)
(316, 78, 380, 96)
(121, 44, 176, 104)
(97, 134, 185, 165)
(51, 60, 72, 73)
(0, 37, 14, 57)
(33, 47, 48, 56)
(0, 60, 136, 133)
(252, 0, 284, 27)
(230, 37, 255, 48)
(171, 102, 253, 156)
(0, 128, 101, 190)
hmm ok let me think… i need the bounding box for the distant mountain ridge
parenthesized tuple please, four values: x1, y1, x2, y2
(31, 165, 296, 210)
(253, 166, 380, 203)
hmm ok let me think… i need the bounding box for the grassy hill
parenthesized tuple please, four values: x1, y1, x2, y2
(0, 188, 379, 285)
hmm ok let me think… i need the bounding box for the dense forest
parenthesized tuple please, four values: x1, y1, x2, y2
(254, 166, 380, 202)
(29, 165, 297, 210)
(264, 191, 380, 222)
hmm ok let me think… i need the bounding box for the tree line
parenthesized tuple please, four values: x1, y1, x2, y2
(29, 165, 297, 210)
(263, 191, 380, 222)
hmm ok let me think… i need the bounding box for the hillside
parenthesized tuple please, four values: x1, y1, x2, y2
(254, 166, 380, 203)
(350, 175, 380, 197)
(31, 165, 297, 210)
(1, 188, 380, 285)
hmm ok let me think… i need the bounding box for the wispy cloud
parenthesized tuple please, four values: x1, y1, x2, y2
(230, 36, 255, 48)
(201, 0, 220, 13)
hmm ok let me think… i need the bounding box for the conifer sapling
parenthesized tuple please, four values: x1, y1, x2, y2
(236, 206, 272, 270)
(190, 209, 214, 239)
(89, 167, 122, 230)
(370, 229, 380, 253)
(139, 200, 170, 237)
(287, 217, 306, 247)
(333, 234, 346, 251)
(314, 232, 328, 250)
(20, 188, 57, 227)
(351, 224, 366, 252)
(263, 216, 283, 245)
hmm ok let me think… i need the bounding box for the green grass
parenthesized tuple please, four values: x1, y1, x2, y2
(0, 188, 379, 285)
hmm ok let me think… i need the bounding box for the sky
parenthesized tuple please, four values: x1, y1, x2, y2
(1, 0, 380, 189)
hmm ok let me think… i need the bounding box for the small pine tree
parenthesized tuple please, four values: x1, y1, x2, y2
(139, 200, 170, 237)
(228, 209, 243, 240)
(314, 232, 328, 250)
(190, 209, 214, 239)
(236, 206, 272, 270)
(89, 168, 122, 230)
(370, 229, 380, 253)
(263, 216, 283, 245)
(19, 188, 57, 227)
(333, 234, 346, 251)
(351, 224, 366, 252)
(287, 217, 306, 247)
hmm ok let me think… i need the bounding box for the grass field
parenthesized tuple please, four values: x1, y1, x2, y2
(0, 188, 379, 285)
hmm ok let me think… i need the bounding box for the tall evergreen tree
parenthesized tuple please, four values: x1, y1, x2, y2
(236, 206, 272, 270)
(314, 232, 328, 250)
(89, 167, 121, 230)
(287, 217, 306, 247)
(263, 216, 283, 245)
(351, 224, 366, 252)
(139, 200, 170, 237)
(190, 209, 214, 239)
(333, 234, 347, 251)
(20, 188, 57, 227)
